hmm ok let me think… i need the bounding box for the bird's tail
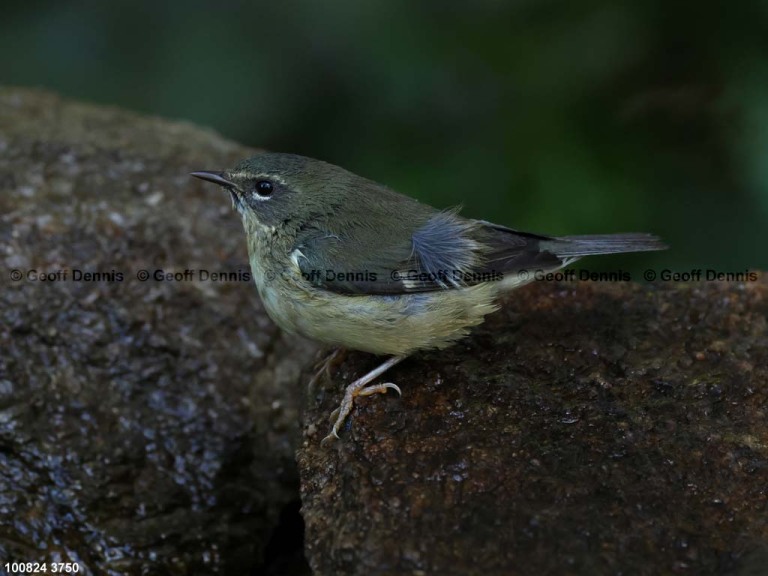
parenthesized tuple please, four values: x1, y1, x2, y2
(543, 233, 667, 258)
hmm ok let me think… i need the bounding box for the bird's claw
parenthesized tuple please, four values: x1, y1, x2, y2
(320, 427, 340, 446)
(358, 382, 401, 397)
(328, 407, 340, 422)
(319, 356, 405, 445)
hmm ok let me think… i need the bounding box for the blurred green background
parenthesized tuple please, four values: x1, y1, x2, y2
(2, 0, 767, 273)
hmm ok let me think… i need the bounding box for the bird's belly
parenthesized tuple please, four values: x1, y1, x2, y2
(257, 277, 500, 356)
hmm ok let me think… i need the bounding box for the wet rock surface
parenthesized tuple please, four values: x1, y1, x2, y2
(0, 88, 316, 574)
(3, 87, 766, 576)
(299, 279, 768, 576)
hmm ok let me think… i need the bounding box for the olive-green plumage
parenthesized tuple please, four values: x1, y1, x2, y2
(191, 152, 666, 441)
(213, 153, 506, 355)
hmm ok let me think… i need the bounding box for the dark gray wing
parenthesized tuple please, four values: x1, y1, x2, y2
(291, 210, 568, 295)
(475, 221, 565, 274)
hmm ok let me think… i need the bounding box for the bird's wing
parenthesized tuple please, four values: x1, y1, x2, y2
(473, 221, 566, 274)
(291, 210, 567, 295)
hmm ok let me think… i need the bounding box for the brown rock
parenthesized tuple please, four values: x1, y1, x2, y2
(299, 278, 768, 575)
(0, 87, 315, 574)
(4, 87, 766, 576)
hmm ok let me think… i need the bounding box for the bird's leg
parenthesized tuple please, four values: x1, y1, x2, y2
(321, 355, 405, 445)
(307, 348, 347, 394)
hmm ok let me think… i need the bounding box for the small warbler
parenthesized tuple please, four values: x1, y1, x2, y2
(192, 153, 665, 443)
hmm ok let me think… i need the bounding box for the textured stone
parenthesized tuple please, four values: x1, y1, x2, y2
(0, 87, 315, 574)
(299, 278, 768, 576)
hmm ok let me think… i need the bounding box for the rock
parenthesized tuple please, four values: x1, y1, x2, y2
(4, 87, 766, 576)
(299, 278, 768, 575)
(0, 87, 316, 574)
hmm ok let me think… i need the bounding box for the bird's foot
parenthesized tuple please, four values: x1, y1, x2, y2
(321, 356, 405, 445)
(307, 348, 347, 394)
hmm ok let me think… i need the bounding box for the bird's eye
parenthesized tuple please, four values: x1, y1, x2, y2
(255, 180, 274, 197)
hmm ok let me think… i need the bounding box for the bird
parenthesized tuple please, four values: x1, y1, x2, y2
(191, 153, 666, 443)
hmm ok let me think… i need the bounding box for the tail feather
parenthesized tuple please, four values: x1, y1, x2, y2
(544, 233, 667, 258)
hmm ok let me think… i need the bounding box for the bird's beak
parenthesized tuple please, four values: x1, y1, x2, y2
(190, 171, 236, 188)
